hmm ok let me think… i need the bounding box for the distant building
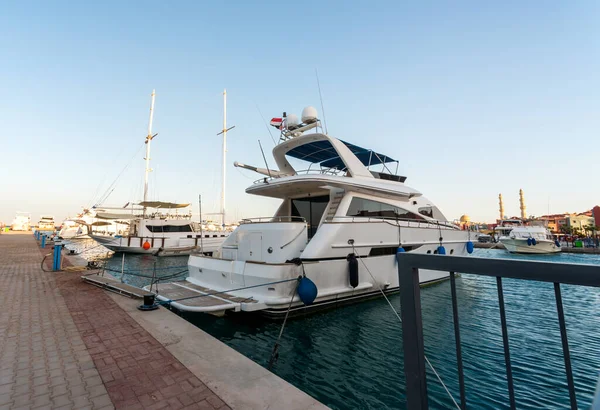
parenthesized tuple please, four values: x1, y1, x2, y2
(567, 214, 595, 233)
(593, 206, 600, 227)
(537, 214, 569, 233)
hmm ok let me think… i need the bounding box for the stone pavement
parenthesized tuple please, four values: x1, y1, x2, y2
(0, 233, 112, 410)
(0, 233, 231, 410)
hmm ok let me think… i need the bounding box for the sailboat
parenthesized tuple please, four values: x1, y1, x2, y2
(89, 90, 230, 256)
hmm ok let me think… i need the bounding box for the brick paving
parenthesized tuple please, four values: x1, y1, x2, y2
(0, 233, 112, 410)
(0, 233, 231, 410)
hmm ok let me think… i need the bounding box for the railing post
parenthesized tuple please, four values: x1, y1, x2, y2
(496, 277, 516, 410)
(397, 253, 428, 410)
(554, 283, 578, 410)
(450, 272, 467, 409)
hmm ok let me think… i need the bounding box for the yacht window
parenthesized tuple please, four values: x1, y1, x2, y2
(146, 224, 193, 233)
(346, 198, 424, 221)
(418, 207, 433, 218)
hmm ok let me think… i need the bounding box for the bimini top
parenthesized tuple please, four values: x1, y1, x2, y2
(137, 201, 190, 209)
(286, 139, 396, 170)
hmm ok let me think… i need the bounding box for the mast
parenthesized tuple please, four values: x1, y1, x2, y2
(221, 89, 227, 229)
(143, 90, 156, 218)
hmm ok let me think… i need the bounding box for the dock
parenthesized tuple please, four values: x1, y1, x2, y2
(152, 281, 260, 314)
(83, 275, 148, 299)
(0, 232, 328, 410)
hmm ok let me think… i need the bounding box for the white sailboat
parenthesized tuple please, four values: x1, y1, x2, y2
(153, 106, 477, 316)
(90, 90, 230, 255)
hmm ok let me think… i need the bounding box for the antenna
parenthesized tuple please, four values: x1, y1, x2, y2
(258, 140, 272, 179)
(255, 103, 276, 146)
(315, 68, 328, 134)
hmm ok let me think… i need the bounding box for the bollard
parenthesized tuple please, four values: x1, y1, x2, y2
(41, 234, 46, 248)
(53, 241, 62, 271)
(138, 293, 159, 311)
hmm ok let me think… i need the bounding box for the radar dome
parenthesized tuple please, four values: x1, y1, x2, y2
(301, 106, 318, 124)
(287, 113, 299, 129)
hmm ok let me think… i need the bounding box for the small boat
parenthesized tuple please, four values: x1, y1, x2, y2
(10, 212, 31, 231)
(154, 106, 478, 317)
(496, 219, 560, 254)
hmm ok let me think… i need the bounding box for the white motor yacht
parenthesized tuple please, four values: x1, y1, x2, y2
(58, 209, 125, 239)
(10, 212, 31, 231)
(37, 215, 56, 232)
(496, 220, 560, 254)
(171, 107, 476, 317)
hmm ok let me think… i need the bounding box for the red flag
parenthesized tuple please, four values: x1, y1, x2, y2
(270, 117, 283, 129)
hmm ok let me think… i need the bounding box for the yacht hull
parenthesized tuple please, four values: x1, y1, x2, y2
(90, 234, 227, 256)
(186, 243, 467, 317)
(500, 238, 561, 254)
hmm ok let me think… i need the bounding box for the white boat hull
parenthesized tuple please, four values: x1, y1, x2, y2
(90, 234, 227, 256)
(186, 241, 470, 317)
(500, 238, 561, 254)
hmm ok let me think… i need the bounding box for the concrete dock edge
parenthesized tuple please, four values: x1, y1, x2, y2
(107, 293, 329, 410)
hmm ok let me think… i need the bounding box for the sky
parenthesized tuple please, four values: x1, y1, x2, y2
(1, 1, 599, 225)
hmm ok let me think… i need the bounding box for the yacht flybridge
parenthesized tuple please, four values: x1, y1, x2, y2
(154, 106, 477, 316)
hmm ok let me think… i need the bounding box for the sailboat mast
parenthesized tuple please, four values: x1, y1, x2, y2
(143, 89, 156, 218)
(221, 89, 227, 229)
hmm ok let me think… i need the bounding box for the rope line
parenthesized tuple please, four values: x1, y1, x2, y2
(268, 276, 302, 370)
(157, 277, 299, 305)
(351, 244, 461, 410)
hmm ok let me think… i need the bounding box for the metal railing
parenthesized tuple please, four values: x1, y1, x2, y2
(396, 253, 600, 410)
(326, 216, 461, 231)
(239, 216, 306, 224)
(252, 168, 347, 184)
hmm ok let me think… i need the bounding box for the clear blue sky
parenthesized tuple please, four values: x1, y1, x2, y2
(1, 0, 598, 224)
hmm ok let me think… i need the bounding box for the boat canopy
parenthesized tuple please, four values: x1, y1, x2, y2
(286, 139, 397, 170)
(95, 212, 138, 220)
(137, 201, 190, 209)
(90, 221, 114, 226)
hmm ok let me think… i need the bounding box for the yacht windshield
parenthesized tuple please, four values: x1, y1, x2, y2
(347, 198, 424, 221)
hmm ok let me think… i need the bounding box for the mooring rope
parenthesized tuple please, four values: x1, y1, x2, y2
(351, 244, 461, 410)
(156, 277, 299, 305)
(268, 276, 302, 370)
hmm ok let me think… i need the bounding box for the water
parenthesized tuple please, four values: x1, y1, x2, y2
(72, 243, 600, 409)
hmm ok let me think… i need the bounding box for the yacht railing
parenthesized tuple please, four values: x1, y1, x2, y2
(239, 216, 307, 224)
(325, 216, 461, 230)
(252, 168, 347, 184)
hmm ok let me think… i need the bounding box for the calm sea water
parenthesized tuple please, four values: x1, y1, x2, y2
(71, 240, 600, 409)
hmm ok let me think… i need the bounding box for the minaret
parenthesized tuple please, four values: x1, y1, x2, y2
(519, 189, 527, 219)
(498, 194, 505, 220)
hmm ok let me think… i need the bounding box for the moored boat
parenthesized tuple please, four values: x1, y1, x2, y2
(154, 106, 477, 316)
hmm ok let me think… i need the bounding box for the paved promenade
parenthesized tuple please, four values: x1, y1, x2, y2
(0, 233, 231, 410)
